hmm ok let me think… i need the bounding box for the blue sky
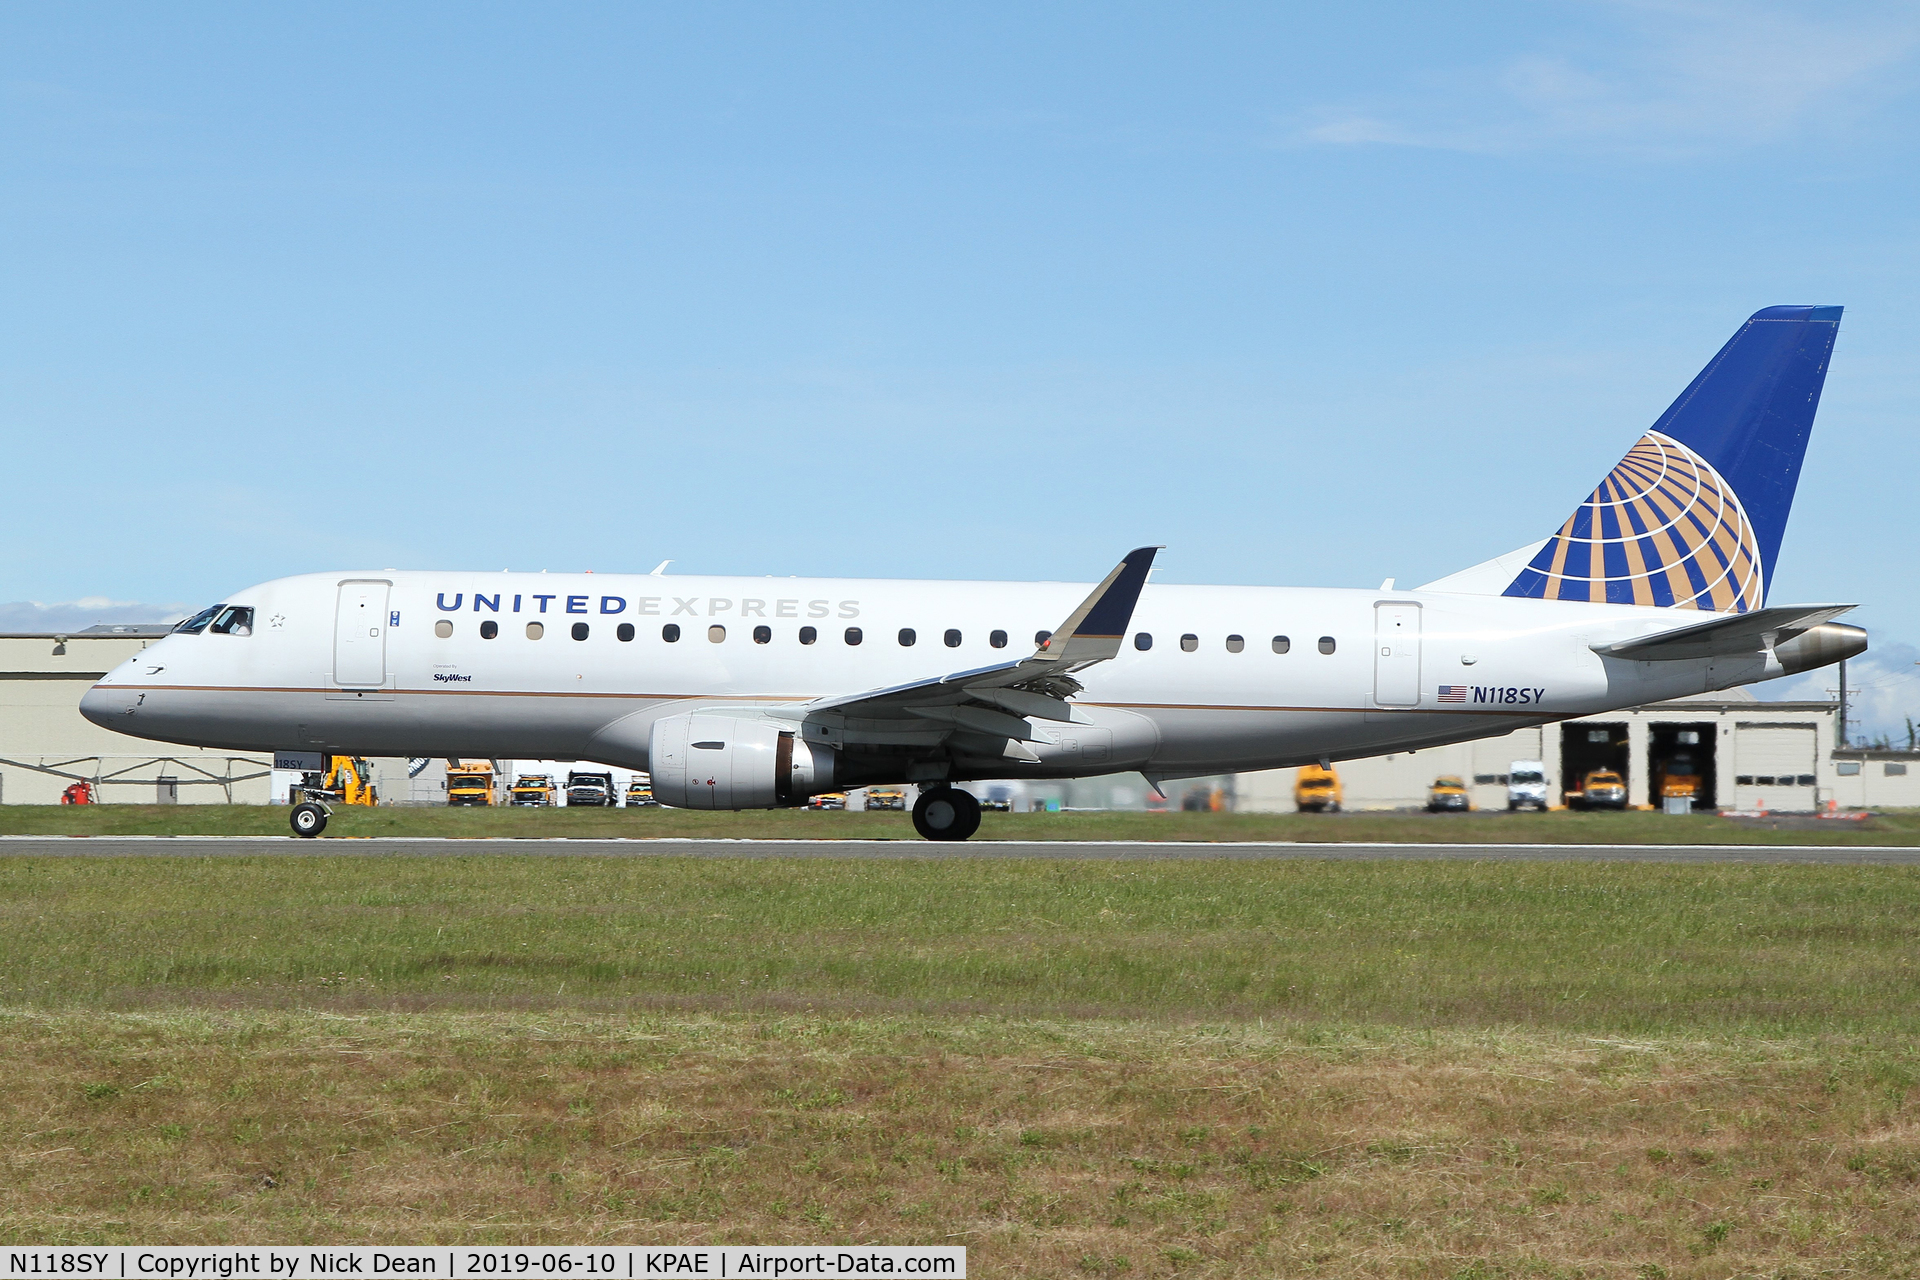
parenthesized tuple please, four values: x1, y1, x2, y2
(5, 3, 1918, 729)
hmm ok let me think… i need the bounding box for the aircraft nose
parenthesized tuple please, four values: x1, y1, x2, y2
(79, 682, 129, 730)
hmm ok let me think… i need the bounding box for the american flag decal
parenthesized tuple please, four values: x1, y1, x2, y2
(1436, 685, 1467, 703)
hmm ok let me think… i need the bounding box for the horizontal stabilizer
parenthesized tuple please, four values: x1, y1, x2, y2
(1594, 604, 1855, 661)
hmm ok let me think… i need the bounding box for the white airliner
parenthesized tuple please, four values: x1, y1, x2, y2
(84, 306, 1865, 839)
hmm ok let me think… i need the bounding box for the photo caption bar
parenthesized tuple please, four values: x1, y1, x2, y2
(2, 1250, 964, 1280)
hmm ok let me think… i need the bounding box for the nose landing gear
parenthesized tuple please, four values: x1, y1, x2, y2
(290, 802, 330, 838)
(911, 786, 981, 841)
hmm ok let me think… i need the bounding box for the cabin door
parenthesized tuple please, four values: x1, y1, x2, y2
(1372, 602, 1422, 708)
(334, 580, 391, 687)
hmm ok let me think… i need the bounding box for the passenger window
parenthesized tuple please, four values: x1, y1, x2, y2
(1134, 632, 1152, 651)
(944, 629, 961, 648)
(845, 627, 863, 645)
(1272, 635, 1290, 654)
(661, 624, 680, 642)
(990, 630, 1008, 649)
(753, 625, 772, 644)
(479, 620, 498, 640)
(1318, 636, 1336, 654)
(1180, 634, 1198, 652)
(708, 625, 726, 643)
(210, 606, 254, 636)
(571, 622, 590, 641)
(799, 626, 817, 645)
(899, 628, 916, 646)
(1225, 634, 1244, 653)
(617, 623, 635, 642)
(1034, 630, 1052, 647)
(526, 621, 544, 640)
(435, 620, 454, 639)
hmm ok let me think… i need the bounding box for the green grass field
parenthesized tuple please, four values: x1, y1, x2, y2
(2, 855, 1917, 1274)
(4, 857, 1919, 1032)
(3, 803, 1914, 843)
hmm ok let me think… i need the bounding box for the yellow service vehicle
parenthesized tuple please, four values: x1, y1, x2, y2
(1426, 775, 1470, 812)
(293, 755, 378, 807)
(864, 786, 907, 811)
(806, 792, 848, 810)
(1579, 769, 1629, 809)
(1294, 765, 1342, 813)
(446, 760, 496, 806)
(1655, 753, 1701, 805)
(509, 774, 556, 806)
(625, 776, 657, 807)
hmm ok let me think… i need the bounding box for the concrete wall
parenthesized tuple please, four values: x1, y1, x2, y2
(1829, 751, 1920, 809)
(0, 634, 270, 804)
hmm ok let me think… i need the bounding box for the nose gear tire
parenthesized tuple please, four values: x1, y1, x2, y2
(912, 787, 981, 841)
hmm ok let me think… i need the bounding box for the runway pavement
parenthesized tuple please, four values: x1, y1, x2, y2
(3, 835, 1918, 862)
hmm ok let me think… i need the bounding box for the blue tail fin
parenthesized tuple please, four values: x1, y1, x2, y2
(1503, 305, 1842, 612)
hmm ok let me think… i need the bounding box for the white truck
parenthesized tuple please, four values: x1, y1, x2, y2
(1507, 761, 1548, 811)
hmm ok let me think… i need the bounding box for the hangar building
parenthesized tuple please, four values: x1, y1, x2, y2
(1235, 691, 1920, 812)
(0, 627, 271, 804)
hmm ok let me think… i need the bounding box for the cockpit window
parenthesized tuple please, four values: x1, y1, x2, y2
(174, 605, 224, 635)
(209, 606, 254, 636)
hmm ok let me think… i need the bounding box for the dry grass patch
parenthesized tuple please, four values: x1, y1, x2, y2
(1, 1010, 1916, 1277)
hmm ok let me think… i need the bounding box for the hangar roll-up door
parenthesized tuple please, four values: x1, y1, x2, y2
(1735, 723, 1818, 797)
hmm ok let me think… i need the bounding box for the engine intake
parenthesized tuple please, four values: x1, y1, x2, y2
(649, 714, 834, 809)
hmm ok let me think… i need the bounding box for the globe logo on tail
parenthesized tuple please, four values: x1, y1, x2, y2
(1504, 431, 1765, 612)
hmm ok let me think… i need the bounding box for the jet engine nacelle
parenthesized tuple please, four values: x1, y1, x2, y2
(1774, 623, 1869, 676)
(648, 713, 835, 809)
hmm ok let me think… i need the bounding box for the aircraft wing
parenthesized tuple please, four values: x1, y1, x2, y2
(1593, 604, 1856, 661)
(800, 546, 1160, 746)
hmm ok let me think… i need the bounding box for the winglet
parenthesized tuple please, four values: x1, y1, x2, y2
(1033, 546, 1161, 670)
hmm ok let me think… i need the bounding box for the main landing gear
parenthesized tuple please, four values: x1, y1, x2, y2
(290, 802, 330, 838)
(912, 786, 981, 841)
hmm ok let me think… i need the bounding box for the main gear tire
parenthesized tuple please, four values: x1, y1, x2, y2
(912, 787, 981, 841)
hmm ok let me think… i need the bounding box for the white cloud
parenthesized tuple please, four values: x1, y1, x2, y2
(1295, 2, 1920, 157)
(0, 598, 187, 633)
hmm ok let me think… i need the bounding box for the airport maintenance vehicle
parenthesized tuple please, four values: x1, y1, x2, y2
(291, 755, 379, 807)
(625, 775, 656, 807)
(1294, 765, 1342, 813)
(806, 791, 847, 810)
(510, 774, 556, 806)
(1507, 760, 1548, 811)
(1654, 752, 1702, 811)
(864, 786, 907, 811)
(1572, 768, 1629, 810)
(566, 770, 616, 807)
(446, 760, 496, 806)
(1426, 775, 1470, 812)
